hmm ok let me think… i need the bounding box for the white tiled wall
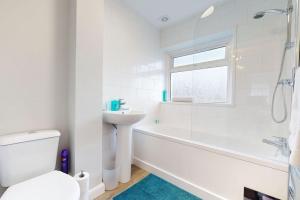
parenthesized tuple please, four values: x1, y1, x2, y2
(103, 0, 164, 121)
(159, 0, 296, 140)
(103, 0, 297, 167)
(103, 0, 164, 167)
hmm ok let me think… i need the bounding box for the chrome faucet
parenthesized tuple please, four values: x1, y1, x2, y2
(118, 99, 128, 110)
(262, 136, 290, 156)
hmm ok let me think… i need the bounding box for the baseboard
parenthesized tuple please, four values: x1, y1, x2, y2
(133, 157, 226, 200)
(89, 182, 105, 200)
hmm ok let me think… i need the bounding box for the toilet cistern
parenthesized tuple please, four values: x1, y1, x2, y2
(103, 109, 146, 183)
(0, 130, 80, 200)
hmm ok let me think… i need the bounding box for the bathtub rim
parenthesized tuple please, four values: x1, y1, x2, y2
(133, 126, 289, 173)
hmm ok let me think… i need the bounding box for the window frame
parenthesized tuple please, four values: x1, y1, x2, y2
(166, 39, 235, 105)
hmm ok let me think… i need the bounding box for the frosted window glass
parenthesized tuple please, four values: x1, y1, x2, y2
(171, 66, 228, 103)
(173, 47, 226, 68)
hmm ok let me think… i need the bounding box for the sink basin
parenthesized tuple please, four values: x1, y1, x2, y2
(103, 110, 146, 125)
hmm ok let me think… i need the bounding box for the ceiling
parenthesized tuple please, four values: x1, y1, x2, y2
(122, 0, 228, 28)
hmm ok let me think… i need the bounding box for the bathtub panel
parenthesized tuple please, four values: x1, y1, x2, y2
(133, 132, 189, 180)
(133, 130, 288, 200)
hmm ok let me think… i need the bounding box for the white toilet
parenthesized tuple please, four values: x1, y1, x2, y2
(0, 130, 80, 200)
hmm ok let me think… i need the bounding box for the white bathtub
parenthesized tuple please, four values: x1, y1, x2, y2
(133, 125, 289, 200)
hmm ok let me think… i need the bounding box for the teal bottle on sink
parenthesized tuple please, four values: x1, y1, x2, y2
(111, 100, 120, 111)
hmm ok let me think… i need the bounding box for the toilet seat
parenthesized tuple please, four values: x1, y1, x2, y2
(1, 171, 80, 200)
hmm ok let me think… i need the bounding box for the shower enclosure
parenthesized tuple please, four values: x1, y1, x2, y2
(253, 0, 294, 124)
(132, 0, 300, 199)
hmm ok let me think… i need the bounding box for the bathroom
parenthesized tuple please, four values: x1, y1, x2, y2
(0, 0, 300, 199)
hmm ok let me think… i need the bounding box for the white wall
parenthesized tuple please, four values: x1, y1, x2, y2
(159, 0, 295, 140)
(0, 0, 70, 147)
(103, 0, 164, 168)
(0, 0, 71, 195)
(0, 0, 104, 195)
(68, 0, 104, 192)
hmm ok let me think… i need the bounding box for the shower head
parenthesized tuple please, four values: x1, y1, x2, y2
(253, 11, 266, 19)
(253, 9, 289, 19)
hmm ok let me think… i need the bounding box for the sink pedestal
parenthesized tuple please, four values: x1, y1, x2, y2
(116, 125, 132, 183)
(103, 110, 146, 183)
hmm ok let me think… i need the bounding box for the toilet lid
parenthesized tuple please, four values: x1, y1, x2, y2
(1, 171, 80, 200)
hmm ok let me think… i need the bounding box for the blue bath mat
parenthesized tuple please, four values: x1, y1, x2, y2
(113, 174, 201, 200)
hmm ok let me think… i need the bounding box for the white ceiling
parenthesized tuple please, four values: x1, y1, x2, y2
(122, 0, 228, 28)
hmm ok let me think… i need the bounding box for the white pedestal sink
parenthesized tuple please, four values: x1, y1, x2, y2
(103, 110, 146, 183)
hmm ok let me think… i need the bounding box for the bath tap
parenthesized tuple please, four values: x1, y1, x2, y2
(262, 136, 290, 156)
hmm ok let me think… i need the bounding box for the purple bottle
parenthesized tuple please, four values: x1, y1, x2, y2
(61, 149, 69, 174)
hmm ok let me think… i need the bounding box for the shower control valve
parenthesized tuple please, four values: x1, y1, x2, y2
(278, 79, 294, 87)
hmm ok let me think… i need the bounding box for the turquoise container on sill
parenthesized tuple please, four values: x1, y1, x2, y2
(162, 90, 167, 102)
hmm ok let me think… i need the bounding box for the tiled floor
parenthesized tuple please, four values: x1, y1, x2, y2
(95, 165, 149, 200)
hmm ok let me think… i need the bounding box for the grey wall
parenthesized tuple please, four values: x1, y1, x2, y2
(68, 0, 104, 190)
(0, 0, 71, 195)
(0, 0, 70, 149)
(0, 0, 104, 195)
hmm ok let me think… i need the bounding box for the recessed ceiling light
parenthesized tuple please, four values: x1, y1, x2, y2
(161, 16, 169, 22)
(201, 6, 215, 19)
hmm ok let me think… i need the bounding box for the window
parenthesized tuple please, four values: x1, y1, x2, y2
(169, 45, 233, 104)
(173, 47, 226, 68)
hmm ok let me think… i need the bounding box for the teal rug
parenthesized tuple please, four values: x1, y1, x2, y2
(113, 174, 201, 200)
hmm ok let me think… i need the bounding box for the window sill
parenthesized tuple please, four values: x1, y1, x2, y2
(160, 101, 234, 107)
